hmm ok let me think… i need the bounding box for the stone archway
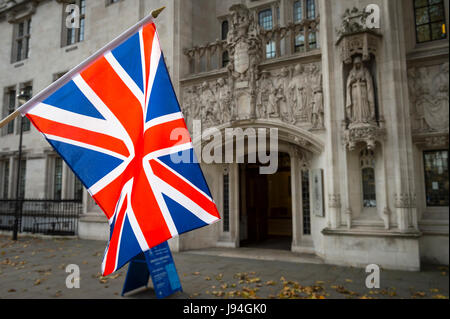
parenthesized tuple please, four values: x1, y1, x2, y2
(192, 120, 323, 252)
(239, 152, 292, 250)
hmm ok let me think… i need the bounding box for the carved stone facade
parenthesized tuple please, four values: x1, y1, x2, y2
(182, 61, 323, 130)
(182, 3, 323, 131)
(0, 0, 448, 271)
(408, 62, 449, 134)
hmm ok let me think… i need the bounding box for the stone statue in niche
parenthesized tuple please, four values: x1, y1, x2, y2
(216, 77, 232, 123)
(275, 67, 292, 122)
(310, 64, 324, 129)
(345, 56, 376, 126)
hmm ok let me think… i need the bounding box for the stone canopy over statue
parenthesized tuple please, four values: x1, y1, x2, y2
(345, 56, 376, 126)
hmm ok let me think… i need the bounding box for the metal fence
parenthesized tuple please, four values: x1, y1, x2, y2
(0, 199, 82, 236)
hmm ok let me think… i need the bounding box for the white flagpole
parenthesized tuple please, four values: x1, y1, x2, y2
(0, 6, 165, 128)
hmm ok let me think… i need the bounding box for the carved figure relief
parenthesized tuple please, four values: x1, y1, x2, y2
(256, 70, 273, 119)
(201, 81, 219, 128)
(290, 64, 309, 123)
(345, 56, 376, 126)
(408, 63, 449, 133)
(275, 67, 292, 122)
(216, 77, 232, 123)
(310, 64, 324, 129)
(181, 5, 324, 131)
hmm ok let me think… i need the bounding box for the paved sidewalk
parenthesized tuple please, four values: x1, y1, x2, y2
(0, 235, 448, 299)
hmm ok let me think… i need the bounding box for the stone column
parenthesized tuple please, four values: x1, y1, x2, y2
(381, 0, 418, 232)
(290, 147, 302, 249)
(230, 162, 240, 247)
(318, 0, 341, 229)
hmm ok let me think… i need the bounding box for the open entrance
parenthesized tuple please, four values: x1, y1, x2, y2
(239, 153, 292, 250)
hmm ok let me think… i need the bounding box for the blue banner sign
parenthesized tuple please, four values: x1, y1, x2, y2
(121, 241, 182, 298)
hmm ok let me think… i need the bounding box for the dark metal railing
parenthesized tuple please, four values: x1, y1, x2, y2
(0, 199, 82, 236)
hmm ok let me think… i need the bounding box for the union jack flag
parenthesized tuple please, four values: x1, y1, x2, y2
(24, 22, 220, 276)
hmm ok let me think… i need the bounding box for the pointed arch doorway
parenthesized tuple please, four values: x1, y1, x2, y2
(239, 152, 293, 250)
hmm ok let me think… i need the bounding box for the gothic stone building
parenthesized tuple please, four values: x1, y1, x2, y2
(0, 0, 448, 270)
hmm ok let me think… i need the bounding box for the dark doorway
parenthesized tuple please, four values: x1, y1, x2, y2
(239, 153, 292, 250)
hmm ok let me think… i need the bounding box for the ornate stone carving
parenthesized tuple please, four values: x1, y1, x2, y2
(3, 0, 38, 23)
(275, 67, 292, 123)
(342, 55, 384, 150)
(290, 64, 310, 124)
(255, 62, 323, 128)
(181, 3, 325, 134)
(182, 61, 324, 131)
(424, 135, 449, 147)
(337, 13, 384, 151)
(336, 7, 382, 64)
(408, 63, 449, 134)
(336, 7, 373, 38)
(346, 56, 376, 125)
(343, 122, 385, 151)
(256, 70, 274, 119)
(328, 194, 341, 208)
(395, 193, 417, 209)
(200, 81, 220, 128)
(310, 64, 324, 129)
(216, 78, 233, 124)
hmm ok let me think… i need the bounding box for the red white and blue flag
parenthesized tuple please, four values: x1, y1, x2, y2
(21, 21, 220, 276)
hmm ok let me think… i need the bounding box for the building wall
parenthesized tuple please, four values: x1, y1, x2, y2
(0, 0, 447, 269)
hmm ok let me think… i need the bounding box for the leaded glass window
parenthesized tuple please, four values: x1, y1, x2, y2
(301, 170, 311, 235)
(307, 0, 316, 19)
(414, 0, 447, 43)
(259, 9, 273, 31)
(222, 20, 229, 40)
(295, 34, 305, 52)
(424, 150, 449, 207)
(360, 149, 376, 208)
(294, 1, 303, 22)
(266, 41, 276, 59)
(223, 172, 230, 232)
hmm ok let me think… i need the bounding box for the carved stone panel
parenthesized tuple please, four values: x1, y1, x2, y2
(408, 63, 449, 134)
(234, 41, 250, 74)
(311, 169, 324, 217)
(181, 62, 324, 132)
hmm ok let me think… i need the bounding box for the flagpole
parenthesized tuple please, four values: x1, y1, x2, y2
(0, 6, 165, 129)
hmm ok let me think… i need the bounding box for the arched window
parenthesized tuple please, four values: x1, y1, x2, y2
(222, 51, 229, 68)
(221, 20, 229, 40)
(306, 0, 316, 19)
(294, 1, 303, 22)
(309, 31, 317, 49)
(360, 149, 376, 208)
(258, 9, 273, 30)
